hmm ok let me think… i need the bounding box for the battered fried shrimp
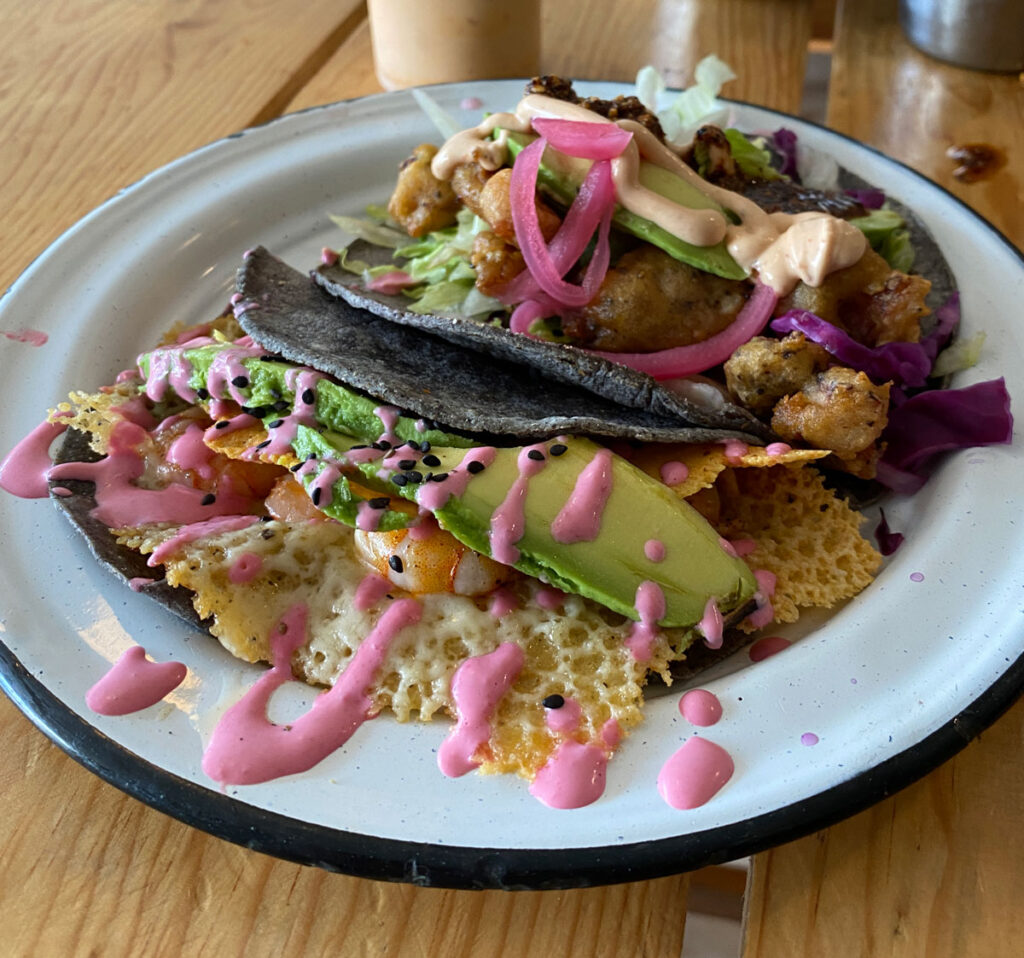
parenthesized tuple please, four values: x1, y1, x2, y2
(388, 144, 460, 237)
(771, 367, 890, 465)
(724, 332, 830, 414)
(524, 76, 666, 140)
(563, 245, 749, 352)
(779, 248, 931, 346)
(453, 165, 560, 245)
(471, 231, 526, 296)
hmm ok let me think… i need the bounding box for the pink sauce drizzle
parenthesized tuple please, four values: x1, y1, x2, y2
(545, 696, 582, 734)
(529, 740, 609, 810)
(228, 552, 263, 584)
(85, 646, 187, 716)
(321, 247, 339, 266)
(659, 460, 688, 485)
(355, 572, 392, 611)
(489, 443, 549, 565)
(746, 569, 777, 629)
(51, 486, 72, 497)
(0, 417, 68, 498)
(625, 580, 665, 663)
(657, 737, 735, 809)
(2, 328, 48, 346)
(601, 718, 622, 748)
(722, 439, 748, 464)
(748, 635, 792, 662)
(550, 448, 613, 544)
(536, 587, 566, 610)
(373, 405, 402, 447)
(680, 689, 723, 727)
(728, 537, 757, 557)
(202, 598, 422, 785)
(698, 597, 724, 649)
(416, 446, 497, 511)
(408, 513, 438, 541)
(644, 538, 666, 562)
(366, 271, 416, 295)
(167, 422, 217, 479)
(765, 442, 792, 456)
(48, 420, 258, 526)
(356, 500, 384, 532)
(128, 577, 155, 592)
(438, 643, 525, 778)
(148, 515, 260, 566)
(488, 586, 520, 617)
(113, 396, 158, 430)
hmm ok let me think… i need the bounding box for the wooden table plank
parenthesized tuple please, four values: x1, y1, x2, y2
(288, 0, 813, 112)
(743, 1, 1024, 955)
(0, 0, 364, 295)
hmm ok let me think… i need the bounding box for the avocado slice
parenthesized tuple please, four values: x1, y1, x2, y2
(503, 131, 747, 281)
(140, 344, 757, 628)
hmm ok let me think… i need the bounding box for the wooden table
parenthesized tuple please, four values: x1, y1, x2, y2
(2, 1, 1022, 954)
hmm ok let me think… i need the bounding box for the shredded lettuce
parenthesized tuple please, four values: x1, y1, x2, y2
(723, 130, 785, 181)
(641, 55, 737, 145)
(932, 331, 986, 378)
(329, 213, 408, 250)
(848, 207, 915, 271)
(409, 87, 462, 140)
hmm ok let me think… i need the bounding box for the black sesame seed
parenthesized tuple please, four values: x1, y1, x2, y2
(421, 454, 441, 467)
(349, 444, 368, 450)
(214, 420, 229, 430)
(267, 418, 284, 429)
(376, 440, 392, 450)
(289, 463, 302, 472)
(241, 405, 267, 418)
(388, 555, 404, 574)
(311, 487, 323, 506)
(392, 474, 408, 487)
(527, 449, 545, 462)
(305, 453, 318, 461)
(549, 443, 568, 456)
(273, 400, 290, 412)
(430, 472, 449, 483)
(269, 388, 282, 400)
(255, 439, 271, 450)
(368, 497, 389, 509)
(405, 440, 421, 452)
(196, 387, 210, 400)
(200, 493, 216, 506)
(397, 458, 417, 470)
(405, 471, 423, 484)
(467, 460, 485, 474)
(302, 388, 315, 406)
(542, 694, 565, 709)
(420, 441, 431, 452)
(231, 375, 249, 388)
(261, 528, 275, 539)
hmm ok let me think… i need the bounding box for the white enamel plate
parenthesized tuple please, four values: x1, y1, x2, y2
(1, 81, 1021, 889)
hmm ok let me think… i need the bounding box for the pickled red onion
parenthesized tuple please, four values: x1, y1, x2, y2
(507, 137, 616, 310)
(588, 282, 778, 379)
(530, 117, 633, 160)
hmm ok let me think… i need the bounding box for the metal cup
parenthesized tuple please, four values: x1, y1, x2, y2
(899, 0, 1024, 72)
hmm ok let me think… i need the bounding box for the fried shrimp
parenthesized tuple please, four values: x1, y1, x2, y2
(354, 521, 514, 596)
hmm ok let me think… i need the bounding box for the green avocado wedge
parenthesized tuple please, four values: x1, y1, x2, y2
(139, 343, 757, 628)
(503, 130, 748, 281)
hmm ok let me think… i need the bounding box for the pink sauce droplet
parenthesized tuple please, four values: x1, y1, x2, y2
(801, 732, 819, 746)
(550, 448, 614, 543)
(490, 443, 549, 565)
(366, 271, 416, 295)
(765, 442, 792, 456)
(202, 598, 422, 785)
(680, 689, 723, 727)
(601, 717, 622, 748)
(488, 586, 520, 617)
(748, 635, 792, 662)
(657, 737, 735, 810)
(644, 539, 666, 562)
(0, 417, 69, 498)
(320, 247, 339, 266)
(50, 486, 72, 497)
(2, 328, 48, 346)
(438, 643, 524, 778)
(659, 460, 688, 486)
(128, 577, 155, 592)
(228, 552, 263, 584)
(698, 597, 724, 649)
(354, 572, 392, 612)
(148, 515, 260, 566)
(460, 96, 483, 110)
(624, 580, 665, 663)
(529, 740, 608, 809)
(746, 569, 777, 629)
(722, 439, 748, 464)
(545, 696, 582, 734)
(85, 646, 187, 716)
(910, 572, 925, 582)
(536, 587, 566, 610)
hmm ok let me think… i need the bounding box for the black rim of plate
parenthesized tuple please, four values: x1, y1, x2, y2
(1, 86, 1022, 890)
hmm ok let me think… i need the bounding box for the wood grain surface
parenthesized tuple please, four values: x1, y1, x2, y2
(2, 0, 1022, 955)
(743, 2, 1024, 956)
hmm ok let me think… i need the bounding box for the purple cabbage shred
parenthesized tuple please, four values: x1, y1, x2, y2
(874, 509, 905, 556)
(845, 188, 886, 209)
(771, 128, 800, 181)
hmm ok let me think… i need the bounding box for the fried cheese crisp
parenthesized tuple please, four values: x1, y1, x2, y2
(631, 442, 882, 626)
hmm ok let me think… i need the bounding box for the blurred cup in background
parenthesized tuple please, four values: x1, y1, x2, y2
(899, 0, 1024, 72)
(368, 0, 542, 90)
